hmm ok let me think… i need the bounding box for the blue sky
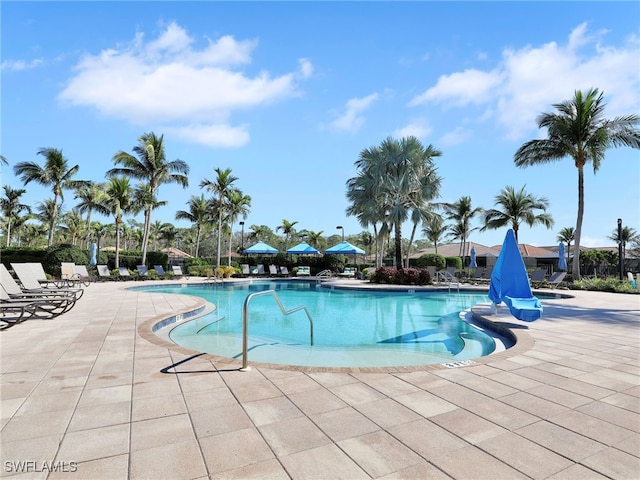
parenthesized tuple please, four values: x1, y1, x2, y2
(2, 1, 639, 249)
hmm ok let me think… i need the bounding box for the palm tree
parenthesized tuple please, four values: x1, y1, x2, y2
(441, 196, 482, 260)
(175, 194, 211, 258)
(276, 219, 299, 251)
(13, 148, 83, 246)
(608, 225, 639, 265)
(481, 185, 554, 243)
(59, 210, 85, 245)
(346, 136, 442, 268)
(200, 168, 238, 268)
(34, 198, 63, 244)
(306, 230, 325, 250)
(556, 227, 576, 267)
(422, 214, 447, 255)
(1, 155, 8, 165)
(104, 176, 137, 269)
(225, 190, 251, 266)
(1, 185, 32, 247)
(109, 132, 189, 265)
(514, 88, 640, 278)
(74, 182, 109, 247)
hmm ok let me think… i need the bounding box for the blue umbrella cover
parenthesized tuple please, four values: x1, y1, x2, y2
(558, 243, 567, 270)
(90, 243, 98, 266)
(470, 246, 478, 269)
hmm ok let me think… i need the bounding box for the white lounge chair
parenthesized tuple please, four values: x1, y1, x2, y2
(172, 265, 187, 279)
(97, 265, 113, 281)
(297, 266, 311, 276)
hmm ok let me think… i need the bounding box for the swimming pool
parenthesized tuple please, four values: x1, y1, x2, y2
(146, 280, 500, 368)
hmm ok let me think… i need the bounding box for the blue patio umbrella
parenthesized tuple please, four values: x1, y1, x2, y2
(558, 242, 567, 270)
(244, 241, 278, 254)
(470, 246, 478, 269)
(325, 241, 365, 255)
(286, 242, 319, 255)
(89, 242, 98, 266)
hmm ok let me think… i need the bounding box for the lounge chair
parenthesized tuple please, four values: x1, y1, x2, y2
(1, 265, 77, 314)
(61, 262, 79, 286)
(297, 266, 311, 276)
(73, 265, 93, 286)
(529, 269, 547, 288)
(470, 268, 484, 281)
(546, 271, 567, 289)
(279, 266, 290, 276)
(118, 267, 132, 280)
(241, 264, 250, 277)
(97, 265, 113, 281)
(20, 262, 65, 288)
(154, 265, 167, 277)
(256, 265, 266, 276)
(136, 265, 149, 278)
(268, 264, 279, 276)
(338, 267, 357, 278)
(10, 263, 84, 300)
(172, 265, 187, 279)
(479, 266, 493, 283)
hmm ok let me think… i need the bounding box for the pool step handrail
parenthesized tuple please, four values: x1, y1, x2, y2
(241, 289, 314, 371)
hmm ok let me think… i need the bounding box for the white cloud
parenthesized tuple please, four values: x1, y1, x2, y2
(1, 58, 43, 71)
(330, 93, 379, 133)
(410, 23, 640, 141)
(166, 123, 250, 148)
(393, 119, 432, 139)
(58, 22, 311, 148)
(439, 126, 471, 147)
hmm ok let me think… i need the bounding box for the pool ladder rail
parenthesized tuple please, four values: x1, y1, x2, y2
(241, 289, 314, 371)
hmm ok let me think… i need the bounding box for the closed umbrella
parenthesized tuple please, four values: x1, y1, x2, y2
(89, 243, 98, 266)
(470, 246, 477, 269)
(558, 243, 567, 271)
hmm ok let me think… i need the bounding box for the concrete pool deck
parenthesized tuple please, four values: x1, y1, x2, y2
(1, 278, 638, 479)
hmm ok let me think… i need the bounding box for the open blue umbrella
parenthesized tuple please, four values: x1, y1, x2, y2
(558, 243, 567, 270)
(89, 243, 98, 266)
(286, 242, 319, 255)
(470, 246, 477, 269)
(325, 241, 365, 255)
(244, 241, 278, 254)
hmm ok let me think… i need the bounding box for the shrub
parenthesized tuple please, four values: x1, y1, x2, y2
(445, 256, 462, 269)
(371, 266, 433, 285)
(42, 244, 89, 278)
(414, 253, 446, 270)
(569, 278, 638, 294)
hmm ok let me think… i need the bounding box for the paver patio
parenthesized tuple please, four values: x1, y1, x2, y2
(1, 278, 638, 479)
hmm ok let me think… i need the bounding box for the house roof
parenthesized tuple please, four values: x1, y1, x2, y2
(410, 240, 558, 259)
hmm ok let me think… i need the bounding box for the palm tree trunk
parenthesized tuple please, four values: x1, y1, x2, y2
(141, 208, 151, 266)
(115, 220, 121, 269)
(404, 222, 419, 268)
(572, 167, 584, 279)
(216, 213, 223, 268)
(195, 225, 201, 258)
(228, 229, 233, 267)
(5, 222, 11, 247)
(394, 223, 402, 268)
(49, 194, 60, 247)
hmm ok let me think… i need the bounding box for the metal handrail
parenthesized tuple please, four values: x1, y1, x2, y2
(241, 289, 314, 371)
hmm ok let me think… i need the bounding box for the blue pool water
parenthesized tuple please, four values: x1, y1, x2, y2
(145, 281, 498, 368)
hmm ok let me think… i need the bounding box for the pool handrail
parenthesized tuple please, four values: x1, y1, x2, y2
(241, 289, 314, 371)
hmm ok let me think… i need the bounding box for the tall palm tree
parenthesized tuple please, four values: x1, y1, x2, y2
(514, 88, 640, 278)
(13, 148, 83, 246)
(225, 190, 251, 266)
(248, 224, 273, 243)
(175, 194, 211, 258)
(421, 214, 447, 255)
(74, 182, 109, 247)
(1, 185, 32, 247)
(276, 218, 298, 251)
(306, 230, 325, 250)
(200, 168, 238, 268)
(441, 196, 482, 260)
(346, 136, 442, 268)
(109, 132, 189, 265)
(556, 227, 576, 268)
(105, 176, 136, 269)
(480, 185, 554, 243)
